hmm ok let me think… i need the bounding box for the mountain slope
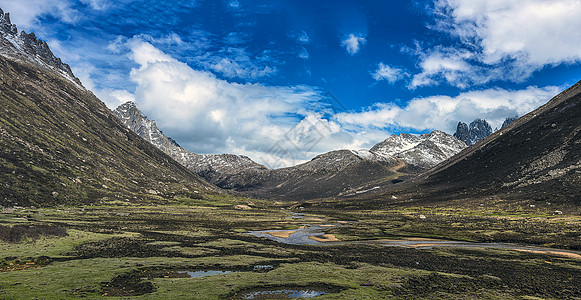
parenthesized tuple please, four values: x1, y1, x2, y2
(113, 101, 270, 189)
(243, 131, 464, 200)
(401, 81, 581, 204)
(0, 10, 216, 206)
(244, 149, 405, 200)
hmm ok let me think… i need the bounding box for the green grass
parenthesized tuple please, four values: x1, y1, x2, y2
(0, 203, 579, 299)
(0, 230, 139, 258)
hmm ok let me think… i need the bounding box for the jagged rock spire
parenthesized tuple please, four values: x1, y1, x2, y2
(0, 7, 81, 85)
(0, 8, 18, 35)
(454, 119, 492, 146)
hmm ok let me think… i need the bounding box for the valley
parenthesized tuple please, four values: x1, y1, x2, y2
(0, 5, 580, 300)
(1, 198, 580, 299)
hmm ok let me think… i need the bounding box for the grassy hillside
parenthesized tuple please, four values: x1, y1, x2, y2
(0, 56, 218, 207)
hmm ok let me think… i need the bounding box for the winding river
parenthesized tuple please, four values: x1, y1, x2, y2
(248, 212, 581, 260)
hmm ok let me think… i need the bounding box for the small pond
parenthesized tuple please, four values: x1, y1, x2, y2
(144, 269, 236, 279)
(178, 270, 233, 278)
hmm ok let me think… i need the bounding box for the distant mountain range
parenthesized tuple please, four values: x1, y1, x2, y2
(114, 101, 466, 200)
(371, 131, 467, 169)
(3, 3, 577, 208)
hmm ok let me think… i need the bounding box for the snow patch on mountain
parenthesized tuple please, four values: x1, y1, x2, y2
(0, 8, 82, 87)
(371, 130, 466, 169)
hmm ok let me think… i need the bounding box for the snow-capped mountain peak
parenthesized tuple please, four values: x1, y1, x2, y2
(370, 130, 466, 169)
(0, 8, 81, 86)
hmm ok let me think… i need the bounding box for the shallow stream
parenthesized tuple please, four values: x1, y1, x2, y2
(248, 212, 581, 260)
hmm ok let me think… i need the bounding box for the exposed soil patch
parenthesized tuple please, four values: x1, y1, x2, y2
(0, 256, 52, 272)
(101, 272, 155, 297)
(512, 249, 581, 260)
(0, 224, 67, 243)
(266, 231, 297, 239)
(309, 234, 340, 242)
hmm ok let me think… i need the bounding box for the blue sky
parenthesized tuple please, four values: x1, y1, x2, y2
(3, 0, 581, 167)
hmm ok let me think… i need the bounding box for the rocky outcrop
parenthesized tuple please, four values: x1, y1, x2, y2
(453, 122, 470, 145)
(0, 8, 80, 85)
(454, 119, 492, 146)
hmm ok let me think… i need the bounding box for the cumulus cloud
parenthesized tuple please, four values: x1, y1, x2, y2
(434, 0, 581, 66)
(101, 38, 560, 168)
(409, 47, 479, 88)
(124, 39, 343, 166)
(96, 89, 135, 108)
(341, 33, 366, 55)
(372, 63, 408, 84)
(337, 85, 561, 133)
(411, 0, 581, 88)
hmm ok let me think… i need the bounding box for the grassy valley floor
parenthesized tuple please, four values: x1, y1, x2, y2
(0, 196, 580, 299)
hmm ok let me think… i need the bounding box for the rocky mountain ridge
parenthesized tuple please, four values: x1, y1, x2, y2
(371, 131, 467, 169)
(453, 119, 492, 146)
(113, 102, 270, 189)
(454, 117, 519, 146)
(0, 9, 80, 85)
(242, 131, 466, 199)
(114, 101, 466, 199)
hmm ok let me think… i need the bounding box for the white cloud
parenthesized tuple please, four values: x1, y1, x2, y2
(1, 0, 80, 29)
(125, 39, 340, 166)
(68, 61, 134, 108)
(435, 0, 581, 66)
(101, 39, 561, 168)
(409, 47, 478, 88)
(411, 0, 581, 88)
(337, 85, 561, 133)
(372, 63, 408, 84)
(96, 89, 136, 108)
(223, 32, 247, 45)
(196, 47, 280, 79)
(341, 33, 366, 55)
(80, 0, 111, 10)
